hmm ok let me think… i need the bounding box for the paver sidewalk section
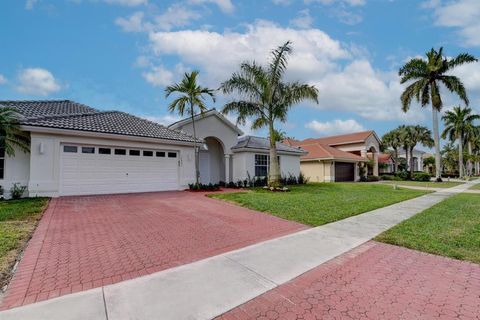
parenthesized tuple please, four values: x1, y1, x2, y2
(218, 241, 480, 320)
(0, 180, 477, 320)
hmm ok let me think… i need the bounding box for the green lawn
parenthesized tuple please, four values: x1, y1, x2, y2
(381, 180, 464, 188)
(376, 193, 480, 264)
(0, 198, 48, 288)
(211, 183, 429, 227)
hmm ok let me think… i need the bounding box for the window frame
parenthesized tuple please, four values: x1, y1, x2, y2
(129, 149, 141, 156)
(81, 147, 95, 154)
(254, 154, 280, 177)
(98, 148, 112, 155)
(143, 150, 153, 157)
(167, 152, 177, 158)
(114, 148, 127, 155)
(63, 145, 78, 153)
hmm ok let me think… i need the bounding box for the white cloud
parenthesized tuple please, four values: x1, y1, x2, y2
(0, 74, 7, 84)
(148, 20, 349, 85)
(189, 0, 234, 13)
(103, 0, 147, 6)
(17, 68, 61, 96)
(142, 65, 174, 87)
(290, 9, 314, 29)
(143, 114, 181, 126)
(427, 0, 480, 46)
(115, 11, 146, 32)
(116, 4, 201, 33)
(306, 119, 365, 135)
(145, 20, 423, 121)
(25, 0, 38, 10)
(155, 4, 201, 31)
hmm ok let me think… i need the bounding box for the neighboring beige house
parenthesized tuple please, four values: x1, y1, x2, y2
(284, 131, 381, 182)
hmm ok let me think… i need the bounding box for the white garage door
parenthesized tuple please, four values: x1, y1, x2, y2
(60, 144, 180, 196)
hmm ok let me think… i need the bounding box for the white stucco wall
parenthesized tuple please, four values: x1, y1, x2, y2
(28, 131, 196, 197)
(175, 114, 239, 153)
(1, 145, 31, 198)
(232, 151, 301, 182)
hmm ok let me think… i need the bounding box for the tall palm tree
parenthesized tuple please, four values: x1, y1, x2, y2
(399, 47, 477, 181)
(472, 133, 480, 175)
(221, 41, 318, 187)
(406, 125, 434, 175)
(382, 128, 402, 173)
(464, 124, 479, 176)
(0, 107, 30, 156)
(165, 71, 216, 185)
(442, 106, 480, 178)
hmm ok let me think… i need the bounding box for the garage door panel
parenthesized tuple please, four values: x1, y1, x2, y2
(335, 162, 354, 182)
(60, 144, 180, 196)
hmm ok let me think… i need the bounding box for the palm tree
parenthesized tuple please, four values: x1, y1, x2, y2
(442, 106, 480, 178)
(221, 41, 318, 187)
(0, 107, 30, 156)
(464, 125, 479, 176)
(165, 71, 216, 185)
(472, 133, 480, 175)
(399, 47, 477, 181)
(382, 128, 402, 173)
(406, 125, 434, 175)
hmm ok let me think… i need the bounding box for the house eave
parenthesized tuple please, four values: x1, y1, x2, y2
(168, 109, 244, 136)
(231, 147, 306, 156)
(21, 125, 201, 147)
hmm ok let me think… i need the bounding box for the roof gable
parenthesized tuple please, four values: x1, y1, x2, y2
(301, 130, 379, 147)
(231, 136, 306, 154)
(168, 109, 244, 136)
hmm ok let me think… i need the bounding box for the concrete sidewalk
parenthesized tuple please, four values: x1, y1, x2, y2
(1, 180, 477, 320)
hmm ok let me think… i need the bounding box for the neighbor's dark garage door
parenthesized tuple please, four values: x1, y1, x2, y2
(335, 162, 355, 182)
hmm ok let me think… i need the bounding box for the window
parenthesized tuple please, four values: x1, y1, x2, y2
(63, 146, 78, 153)
(99, 148, 111, 155)
(143, 150, 153, 157)
(114, 149, 126, 155)
(168, 152, 177, 158)
(156, 151, 165, 157)
(254, 154, 280, 177)
(129, 150, 140, 156)
(255, 154, 269, 177)
(0, 147, 4, 179)
(82, 147, 95, 154)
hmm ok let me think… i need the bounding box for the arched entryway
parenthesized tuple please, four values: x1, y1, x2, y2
(199, 137, 226, 184)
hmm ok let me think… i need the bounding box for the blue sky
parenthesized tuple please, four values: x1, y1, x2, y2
(1, 0, 480, 141)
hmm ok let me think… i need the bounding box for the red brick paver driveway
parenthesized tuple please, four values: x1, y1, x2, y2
(1, 191, 306, 310)
(218, 241, 480, 320)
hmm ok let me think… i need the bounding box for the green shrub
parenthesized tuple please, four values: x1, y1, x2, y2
(367, 175, 380, 182)
(395, 171, 411, 181)
(380, 175, 402, 181)
(10, 183, 27, 200)
(413, 172, 431, 182)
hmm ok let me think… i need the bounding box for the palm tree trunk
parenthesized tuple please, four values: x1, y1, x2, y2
(394, 148, 398, 173)
(190, 103, 200, 185)
(432, 107, 442, 180)
(458, 136, 464, 179)
(268, 121, 281, 188)
(467, 141, 473, 176)
(409, 146, 415, 176)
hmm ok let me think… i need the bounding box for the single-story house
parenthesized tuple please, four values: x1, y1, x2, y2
(0, 100, 304, 198)
(168, 109, 306, 183)
(378, 153, 396, 174)
(397, 148, 426, 172)
(284, 130, 381, 182)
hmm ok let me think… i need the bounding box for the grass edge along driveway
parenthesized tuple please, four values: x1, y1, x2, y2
(381, 180, 464, 189)
(376, 193, 480, 264)
(210, 183, 430, 227)
(0, 198, 49, 289)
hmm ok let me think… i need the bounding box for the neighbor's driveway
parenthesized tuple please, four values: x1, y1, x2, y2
(1, 191, 306, 310)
